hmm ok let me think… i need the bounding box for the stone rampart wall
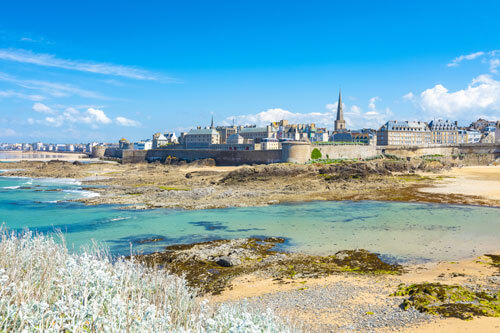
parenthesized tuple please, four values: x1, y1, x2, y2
(312, 144, 377, 160)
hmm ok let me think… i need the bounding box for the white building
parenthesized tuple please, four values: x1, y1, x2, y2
(261, 138, 280, 150)
(134, 140, 153, 150)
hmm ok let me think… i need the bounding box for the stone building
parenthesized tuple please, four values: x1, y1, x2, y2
(239, 126, 275, 143)
(428, 119, 458, 144)
(377, 121, 431, 146)
(184, 128, 220, 148)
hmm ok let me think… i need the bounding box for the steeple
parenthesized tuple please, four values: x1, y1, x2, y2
(211, 115, 214, 129)
(336, 89, 343, 121)
(334, 89, 346, 132)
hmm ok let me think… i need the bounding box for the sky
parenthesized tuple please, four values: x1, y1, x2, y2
(1, 0, 500, 143)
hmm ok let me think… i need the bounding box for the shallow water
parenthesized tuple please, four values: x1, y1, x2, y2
(1, 175, 499, 263)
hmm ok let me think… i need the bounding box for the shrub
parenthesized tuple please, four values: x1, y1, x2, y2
(0, 229, 295, 332)
(311, 148, 322, 160)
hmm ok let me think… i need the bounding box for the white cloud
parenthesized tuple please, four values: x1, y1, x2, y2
(368, 96, 380, 109)
(0, 90, 45, 101)
(403, 92, 415, 101)
(490, 59, 500, 74)
(0, 48, 160, 80)
(419, 74, 500, 118)
(82, 108, 112, 125)
(0, 71, 105, 99)
(35, 107, 112, 128)
(32, 102, 54, 114)
(447, 51, 485, 67)
(224, 97, 392, 130)
(115, 116, 140, 127)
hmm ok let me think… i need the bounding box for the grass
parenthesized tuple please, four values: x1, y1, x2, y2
(158, 186, 189, 191)
(0, 228, 296, 332)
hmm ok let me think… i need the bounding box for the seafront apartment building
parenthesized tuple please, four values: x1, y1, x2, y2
(428, 119, 458, 144)
(377, 121, 431, 146)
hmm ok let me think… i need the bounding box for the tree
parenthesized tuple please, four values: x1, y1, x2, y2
(311, 148, 322, 160)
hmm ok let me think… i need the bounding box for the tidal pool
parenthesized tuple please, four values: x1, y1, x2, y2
(1, 175, 499, 263)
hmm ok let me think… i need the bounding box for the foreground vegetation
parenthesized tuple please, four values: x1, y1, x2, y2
(0, 229, 294, 332)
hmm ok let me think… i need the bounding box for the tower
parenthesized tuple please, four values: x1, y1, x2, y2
(334, 89, 346, 132)
(210, 115, 214, 129)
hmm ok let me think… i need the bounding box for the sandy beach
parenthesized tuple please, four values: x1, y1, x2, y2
(421, 165, 500, 202)
(0, 151, 90, 162)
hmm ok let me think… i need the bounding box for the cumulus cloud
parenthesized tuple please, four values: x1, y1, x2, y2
(0, 48, 161, 81)
(30, 106, 140, 129)
(115, 116, 140, 127)
(419, 74, 500, 118)
(83, 108, 112, 124)
(447, 51, 485, 67)
(32, 102, 54, 114)
(225, 108, 336, 128)
(224, 97, 392, 130)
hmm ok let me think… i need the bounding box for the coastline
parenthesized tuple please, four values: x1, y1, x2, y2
(1, 159, 500, 210)
(1, 160, 500, 331)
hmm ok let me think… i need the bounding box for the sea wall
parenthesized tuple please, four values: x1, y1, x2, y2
(281, 142, 377, 163)
(312, 144, 377, 160)
(121, 149, 282, 165)
(378, 144, 500, 158)
(110, 143, 500, 165)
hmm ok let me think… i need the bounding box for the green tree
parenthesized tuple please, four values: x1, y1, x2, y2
(311, 148, 322, 160)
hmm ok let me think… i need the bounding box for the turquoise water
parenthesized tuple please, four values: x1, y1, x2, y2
(1, 174, 500, 263)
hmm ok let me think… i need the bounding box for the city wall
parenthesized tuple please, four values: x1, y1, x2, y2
(121, 149, 282, 165)
(108, 143, 500, 165)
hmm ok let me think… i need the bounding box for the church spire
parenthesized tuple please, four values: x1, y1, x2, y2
(334, 88, 346, 131)
(336, 89, 343, 121)
(211, 115, 214, 129)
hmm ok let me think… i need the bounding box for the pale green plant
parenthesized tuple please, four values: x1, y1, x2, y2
(0, 228, 296, 332)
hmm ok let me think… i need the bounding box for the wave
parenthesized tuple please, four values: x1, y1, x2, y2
(1, 185, 20, 189)
(63, 189, 100, 199)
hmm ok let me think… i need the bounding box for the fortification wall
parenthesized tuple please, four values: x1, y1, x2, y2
(312, 144, 377, 160)
(281, 142, 311, 163)
(377, 144, 500, 159)
(121, 150, 148, 163)
(91, 146, 106, 158)
(104, 148, 123, 159)
(120, 149, 282, 165)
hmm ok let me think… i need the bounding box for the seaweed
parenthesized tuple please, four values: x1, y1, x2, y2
(392, 283, 500, 320)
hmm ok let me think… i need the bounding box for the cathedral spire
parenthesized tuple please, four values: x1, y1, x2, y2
(336, 89, 343, 121)
(334, 89, 346, 131)
(211, 115, 214, 129)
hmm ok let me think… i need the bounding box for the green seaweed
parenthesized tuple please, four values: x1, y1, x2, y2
(392, 283, 500, 320)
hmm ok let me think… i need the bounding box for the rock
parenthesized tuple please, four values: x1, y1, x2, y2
(188, 158, 216, 167)
(216, 256, 241, 267)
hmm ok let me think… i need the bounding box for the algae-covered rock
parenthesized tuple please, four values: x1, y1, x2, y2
(393, 283, 500, 320)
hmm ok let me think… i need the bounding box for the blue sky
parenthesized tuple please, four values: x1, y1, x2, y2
(1, 0, 500, 143)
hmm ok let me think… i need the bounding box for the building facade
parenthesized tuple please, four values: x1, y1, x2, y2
(428, 120, 458, 144)
(377, 121, 431, 146)
(184, 128, 220, 148)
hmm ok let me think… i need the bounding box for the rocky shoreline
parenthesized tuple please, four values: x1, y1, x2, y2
(133, 237, 500, 331)
(2, 158, 500, 210)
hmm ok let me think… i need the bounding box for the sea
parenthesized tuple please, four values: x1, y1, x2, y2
(1, 171, 500, 264)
